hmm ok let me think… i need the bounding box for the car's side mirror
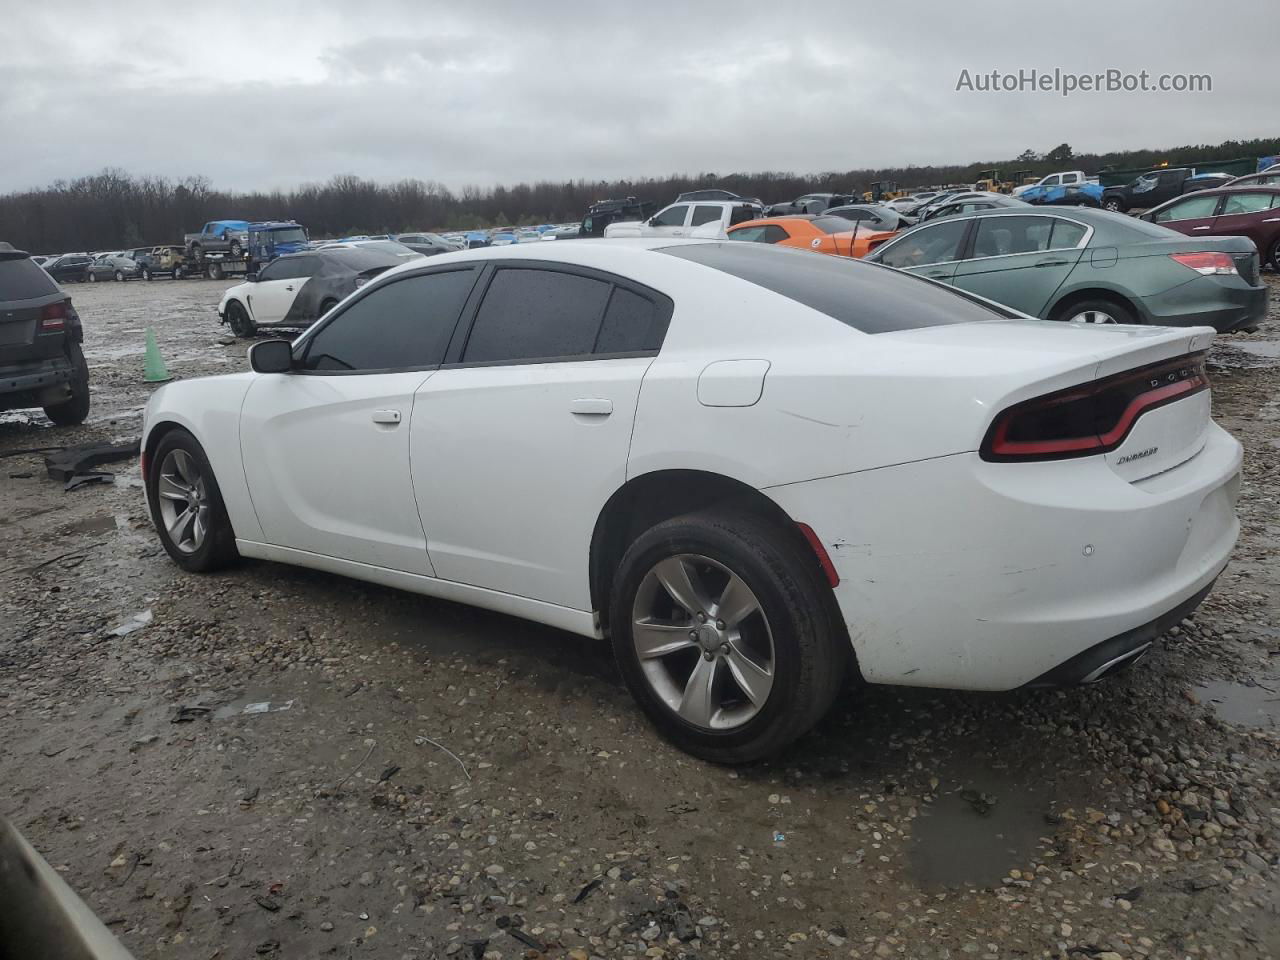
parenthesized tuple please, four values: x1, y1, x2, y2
(249, 339, 294, 374)
(245, 272, 258, 282)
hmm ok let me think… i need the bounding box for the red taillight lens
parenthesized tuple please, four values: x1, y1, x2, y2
(1170, 252, 1237, 276)
(981, 354, 1208, 462)
(40, 300, 68, 331)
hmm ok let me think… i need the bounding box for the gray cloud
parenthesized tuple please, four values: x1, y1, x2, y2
(0, 0, 1275, 194)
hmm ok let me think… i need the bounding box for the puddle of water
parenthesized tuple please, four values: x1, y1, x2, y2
(1196, 680, 1280, 729)
(909, 765, 1056, 890)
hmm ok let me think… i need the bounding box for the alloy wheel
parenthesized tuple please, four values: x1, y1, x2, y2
(630, 554, 775, 730)
(1066, 309, 1117, 324)
(156, 449, 211, 555)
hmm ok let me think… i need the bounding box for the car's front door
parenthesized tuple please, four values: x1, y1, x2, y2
(1211, 191, 1279, 249)
(247, 256, 315, 325)
(871, 217, 972, 285)
(239, 267, 480, 574)
(410, 264, 669, 610)
(951, 215, 1087, 316)
(1149, 193, 1223, 237)
(645, 204, 692, 238)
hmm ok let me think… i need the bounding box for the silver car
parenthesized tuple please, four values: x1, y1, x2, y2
(86, 251, 140, 282)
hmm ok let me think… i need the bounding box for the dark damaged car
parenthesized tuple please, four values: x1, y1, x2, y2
(217, 247, 404, 338)
(0, 242, 91, 425)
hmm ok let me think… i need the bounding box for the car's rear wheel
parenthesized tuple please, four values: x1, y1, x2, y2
(142, 268, 153, 281)
(230, 240, 242, 257)
(225, 301, 256, 338)
(1102, 198, 1124, 212)
(114, 269, 124, 282)
(173, 265, 183, 280)
(88, 271, 97, 282)
(610, 507, 847, 763)
(1053, 297, 1137, 326)
(43, 343, 90, 426)
(320, 298, 338, 316)
(146, 429, 239, 572)
(1268, 238, 1280, 273)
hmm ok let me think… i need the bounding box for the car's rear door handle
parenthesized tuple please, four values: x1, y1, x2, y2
(1034, 259, 1070, 267)
(371, 409, 401, 424)
(1263, 217, 1280, 223)
(1191, 226, 1211, 231)
(570, 398, 613, 416)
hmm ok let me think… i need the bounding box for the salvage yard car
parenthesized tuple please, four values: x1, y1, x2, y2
(143, 239, 1241, 762)
(865, 208, 1268, 331)
(217, 246, 404, 337)
(726, 214, 897, 258)
(604, 200, 762, 239)
(86, 251, 139, 282)
(0, 242, 90, 425)
(1140, 185, 1280, 272)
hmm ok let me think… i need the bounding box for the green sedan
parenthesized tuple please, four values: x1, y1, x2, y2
(864, 207, 1268, 332)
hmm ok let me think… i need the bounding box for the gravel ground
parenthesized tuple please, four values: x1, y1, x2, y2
(1, 274, 1278, 960)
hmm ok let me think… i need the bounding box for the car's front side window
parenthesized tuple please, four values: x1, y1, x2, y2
(301, 269, 478, 372)
(257, 261, 286, 282)
(651, 205, 689, 228)
(1153, 194, 1220, 222)
(876, 219, 970, 269)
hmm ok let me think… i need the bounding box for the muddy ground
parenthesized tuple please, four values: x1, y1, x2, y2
(1, 274, 1278, 960)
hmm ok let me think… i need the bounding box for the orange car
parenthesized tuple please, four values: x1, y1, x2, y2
(726, 214, 897, 259)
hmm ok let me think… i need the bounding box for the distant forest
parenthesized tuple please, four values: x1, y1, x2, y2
(3, 136, 1277, 254)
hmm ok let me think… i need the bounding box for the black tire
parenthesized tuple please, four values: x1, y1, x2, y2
(229, 240, 242, 257)
(88, 271, 98, 283)
(114, 269, 124, 282)
(172, 265, 183, 280)
(146, 428, 239, 573)
(225, 300, 256, 338)
(191, 245, 203, 261)
(1268, 238, 1280, 273)
(1102, 197, 1126, 213)
(319, 298, 338, 316)
(43, 343, 90, 426)
(143, 268, 153, 281)
(208, 261, 224, 281)
(1051, 296, 1138, 326)
(609, 506, 847, 763)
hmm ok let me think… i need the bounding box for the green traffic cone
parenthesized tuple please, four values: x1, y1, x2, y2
(143, 327, 171, 383)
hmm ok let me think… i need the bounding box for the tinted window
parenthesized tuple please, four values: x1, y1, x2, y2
(594, 287, 667, 353)
(463, 268, 611, 363)
(811, 216, 860, 235)
(256, 259, 288, 281)
(690, 205, 723, 227)
(728, 205, 757, 226)
(273, 256, 318, 280)
(875, 219, 969, 268)
(1050, 218, 1089, 248)
(729, 224, 789, 244)
(651, 205, 689, 228)
(971, 216, 1052, 258)
(0, 257, 60, 299)
(302, 269, 476, 372)
(1221, 193, 1274, 215)
(1154, 194, 1220, 222)
(660, 242, 1010, 334)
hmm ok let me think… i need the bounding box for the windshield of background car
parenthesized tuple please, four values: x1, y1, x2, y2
(0, 257, 61, 300)
(265, 228, 307, 244)
(660, 242, 1010, 333)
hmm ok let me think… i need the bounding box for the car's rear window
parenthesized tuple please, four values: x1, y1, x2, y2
(0, 257, 60, 300)
(659, 241, 1013, 333)
(810, 216, 859, 234)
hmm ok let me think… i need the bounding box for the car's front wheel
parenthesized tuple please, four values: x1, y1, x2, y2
(1102, 198, 1125, 213)
(1268, 238, 1280, 273)
(610, 507, 847, 763)
(146, 429, 239, 572)
(114, 269, 124, 282)
(225, 301, 256, 337)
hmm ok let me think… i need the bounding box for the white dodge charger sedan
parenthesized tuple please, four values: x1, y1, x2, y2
(142, 239, 1241, 762)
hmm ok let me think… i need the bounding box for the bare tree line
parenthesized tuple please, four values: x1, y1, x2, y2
(3, 136, 1276, 253)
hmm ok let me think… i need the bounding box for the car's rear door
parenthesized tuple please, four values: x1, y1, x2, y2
(951, 215, 1087, 317)
(239, 266, 479, 574)
(410, 264, 670, 610)
(1211, 192, 1278, 250)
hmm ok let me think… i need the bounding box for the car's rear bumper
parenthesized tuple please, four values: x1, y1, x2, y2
(0, 358, 74, 410)
(765, 423, 1241, 690)
(1141, 277, 1269, 332)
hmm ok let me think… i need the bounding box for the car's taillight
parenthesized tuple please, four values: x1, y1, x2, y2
(40, 300, 68, 331)
(980, 354, 1208, 462)
(1169, 252, 1237, 276)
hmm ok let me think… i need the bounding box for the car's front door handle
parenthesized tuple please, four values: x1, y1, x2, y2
(570, 398, 613, 417)
(371, 409, 402, 425)
(1033, 259, 1071, 267)
(1263, 217, 1280, 223)
(285, 284, 295, 290)
(1191, 226, 1211, 231)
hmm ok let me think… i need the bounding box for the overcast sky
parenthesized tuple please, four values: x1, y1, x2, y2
(1, 0, 1275, 195)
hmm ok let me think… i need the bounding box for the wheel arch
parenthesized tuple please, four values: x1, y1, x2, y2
(1046, 286, 1144, 323)
(588, 468, 838, 638)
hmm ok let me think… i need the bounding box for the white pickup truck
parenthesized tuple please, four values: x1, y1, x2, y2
(603, 200, 762, 239)
(1011, 170, 1094, 197)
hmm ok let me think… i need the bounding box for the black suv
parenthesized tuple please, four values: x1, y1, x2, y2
(0, 242, 90, 425)
(579, 197, 657, 238)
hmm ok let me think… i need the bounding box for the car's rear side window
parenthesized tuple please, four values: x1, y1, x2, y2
(660, 241, 1012, 332)
(464, 268, 612, 363)
(0, 258, 60, 300)
(594, 286, 666, 353)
